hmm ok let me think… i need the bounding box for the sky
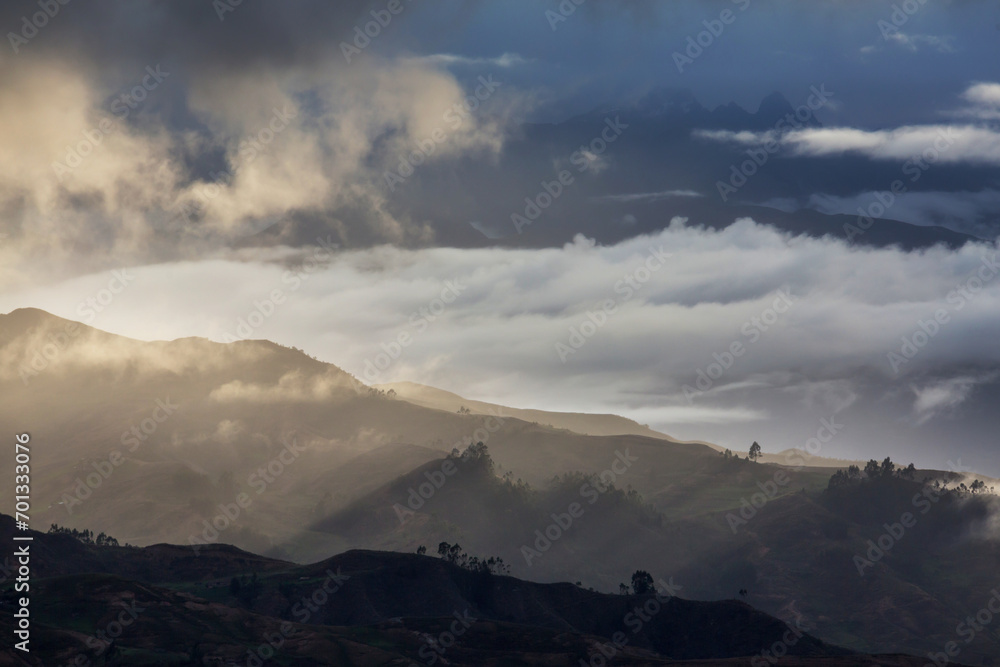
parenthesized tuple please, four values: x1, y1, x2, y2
(1, 0, 999, 475)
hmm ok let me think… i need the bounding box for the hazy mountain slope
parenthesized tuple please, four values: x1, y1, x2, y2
(307, 453, 1000, 663)
(718, 477, 1000, 664)
(380, 382, 885, 470)
(3, 310, 997, 662)
(757, 449, 863, 467)
(308, 449, 824, 592)
(0, 309, 731, 558)
(376, 380, 693, 442)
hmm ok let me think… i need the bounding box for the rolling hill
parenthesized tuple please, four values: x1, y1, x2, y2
(1, 309, 998, 663)
(0, 515, 956, 667)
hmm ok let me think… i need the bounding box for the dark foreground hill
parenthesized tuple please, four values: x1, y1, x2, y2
(0, 514, 955, 667)
(311, 448, 1000, 664)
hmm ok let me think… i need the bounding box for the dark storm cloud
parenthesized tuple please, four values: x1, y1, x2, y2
(2, 0, 373, 70)
(393, 0, 999, 126)
(0, 0, 995, 283)
(0, 0, 528, 289)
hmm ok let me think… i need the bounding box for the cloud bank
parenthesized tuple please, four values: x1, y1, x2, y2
(4, 218, 999, 474)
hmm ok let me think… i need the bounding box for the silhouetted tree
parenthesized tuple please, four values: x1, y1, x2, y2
(748, 442, 762, 463)
(49, 524, 121, 547)
(437, 541, 462, 562)
(436, 542, 508, 575)
(457, 441, 495, 474)
(828, 469, 850, 488)
(416, 545, 427, 555)
(832, 459, 915, 489)
(631, 570, 654, 595)
(880, 457, 895, 478)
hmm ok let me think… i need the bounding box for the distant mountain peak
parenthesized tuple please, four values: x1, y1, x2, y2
(757, 90, 795, 115)
(633, 86, 705, 116)
(576, 88, 822, 133)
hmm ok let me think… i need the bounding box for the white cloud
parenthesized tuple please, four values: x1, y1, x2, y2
(572, 149, 609, 174)
(621, 405, 769, 425)
(694, 129, 775, 146)
(963, 83, 1000, 109)
(886, 33, 955, 54)
(409, 53, 529, 68)
(0, 56, 526, 291)
(952, 82, 1000, 121)
(910, 376, 985, 425)
(859, 33, 955, 55)
(697, 83, 1000, 166)
(593, 190, 704, 203)
(699, 125, 1000, 165)
(4, 217, 1000, 472)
